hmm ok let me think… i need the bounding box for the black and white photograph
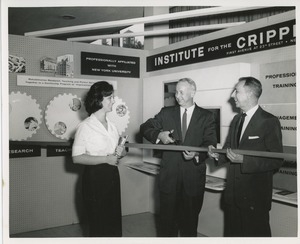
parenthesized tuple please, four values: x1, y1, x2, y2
(1, 0, 299, 244)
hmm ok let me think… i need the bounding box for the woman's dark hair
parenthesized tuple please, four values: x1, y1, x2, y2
(85, 81, 114, 115)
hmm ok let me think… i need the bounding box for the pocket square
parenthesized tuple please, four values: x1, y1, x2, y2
(248, 136, 259, 139)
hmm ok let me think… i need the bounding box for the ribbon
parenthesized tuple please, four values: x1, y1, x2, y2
(125, 143, 296, 161)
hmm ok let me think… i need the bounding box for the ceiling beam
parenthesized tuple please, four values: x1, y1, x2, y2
(25, 6, 267, 37)
(67, 22, 246, 42)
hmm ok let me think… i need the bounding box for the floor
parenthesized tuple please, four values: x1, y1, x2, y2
(10, 212, 205, 238)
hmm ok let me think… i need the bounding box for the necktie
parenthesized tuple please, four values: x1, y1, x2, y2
(182, 109, 187, 141)
(236, 113, 246, 147)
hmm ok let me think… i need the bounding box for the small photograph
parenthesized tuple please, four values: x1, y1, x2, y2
(9, 54, 26, 73)
(54, 121, 67, 135)
(69, 98, 82, 111)
(116, 104, 127, 117)
(24, 117, 38, 131)
(56, 54, 74, 77)
(40, 57, 57, 73)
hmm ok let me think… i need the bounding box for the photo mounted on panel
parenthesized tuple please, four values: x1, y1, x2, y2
(9, 54, 26, 73)
(40, 54, 74, 77)
(24, 117, 38, 131)
(56, 54, 74, 77)
(40, 57, 56, 73)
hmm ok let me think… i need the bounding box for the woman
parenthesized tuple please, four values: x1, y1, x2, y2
(72, 81, 126, 237)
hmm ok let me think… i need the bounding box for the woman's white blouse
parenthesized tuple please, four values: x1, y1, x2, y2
(72, 113, 119, 157)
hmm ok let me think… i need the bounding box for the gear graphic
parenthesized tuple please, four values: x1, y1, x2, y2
(107, 96, 130, 134)
(45, 93, 88, 140)
(9, 92, 42, 141)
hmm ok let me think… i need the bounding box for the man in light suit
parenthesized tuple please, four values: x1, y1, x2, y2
(140, 78, 217, 237)
(209, 76, 283, 237)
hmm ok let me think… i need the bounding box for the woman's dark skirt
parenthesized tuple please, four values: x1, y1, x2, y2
(82, 164, 122, 237)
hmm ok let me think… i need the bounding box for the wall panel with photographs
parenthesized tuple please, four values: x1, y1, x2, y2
(8, 34, 147, 235)
(8, 35, 142, 143)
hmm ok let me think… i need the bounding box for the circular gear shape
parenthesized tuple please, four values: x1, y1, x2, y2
(45, 93, 88, 140)
(107, 96, 130, 134)
(9, 92, 42, 141)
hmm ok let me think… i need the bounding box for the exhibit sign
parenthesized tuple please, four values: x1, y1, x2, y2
(259, 61, 296, 104)
(17, 75, 110, 89)
(47, 145, 72, 157)
(9, 143, 41, 158)
(81, 52, 140, 78)
(259, 61, 296, 147)
(147, 19, 295, 72)
(261, 104, 296, 147)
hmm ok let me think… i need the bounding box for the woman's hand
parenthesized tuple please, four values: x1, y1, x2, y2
(115, 145, 127, 158)
(106, 154, 119, 166)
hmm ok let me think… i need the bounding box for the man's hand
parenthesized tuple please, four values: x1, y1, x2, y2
(158, 130, 175, 144)
(182, 150, 197, 161)
(226, 148, 243, 163)
(208, 145, 219, 160)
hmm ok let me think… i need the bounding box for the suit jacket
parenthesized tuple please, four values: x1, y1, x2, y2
(140, 104, 217, 196)
(219, 106, 283, 210)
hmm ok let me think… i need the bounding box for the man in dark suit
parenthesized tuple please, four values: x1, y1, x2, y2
(140, 78, 217, 237)
(209, 76, 283, 237)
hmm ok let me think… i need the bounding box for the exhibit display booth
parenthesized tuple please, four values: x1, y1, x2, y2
(8, 10, 297, 236)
